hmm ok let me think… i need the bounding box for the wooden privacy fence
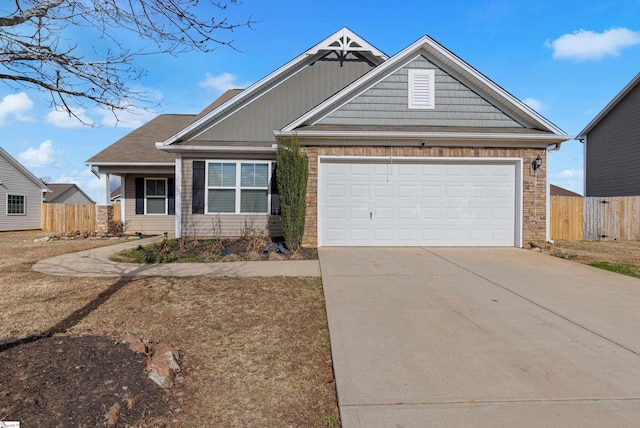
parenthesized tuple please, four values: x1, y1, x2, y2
(550, 195, 584, 241)
(42, 203, 96, 233)
(113, 202, 122, 223)
(584, 196, 640, 241)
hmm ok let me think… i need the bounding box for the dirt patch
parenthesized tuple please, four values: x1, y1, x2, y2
(0, 335, 176, 427)
(551, 240, 640, 265)
(0, 231, 338, 427)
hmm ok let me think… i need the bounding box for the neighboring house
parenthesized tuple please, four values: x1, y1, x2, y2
(43, 183, 95, 205)
(110, 187, 122, 203)
(550, 184, 582, 197)
(87, 28, 570, 247)
(0, 147, 51, 231)
(577, 72, 640, 197)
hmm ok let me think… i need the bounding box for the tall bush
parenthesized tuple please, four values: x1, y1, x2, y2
(276, 135, 309, 252)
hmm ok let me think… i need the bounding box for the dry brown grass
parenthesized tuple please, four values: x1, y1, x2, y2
(0, 231, 338, 427)
(552, 239, 640, 265)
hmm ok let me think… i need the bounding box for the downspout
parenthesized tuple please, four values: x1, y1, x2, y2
(546, 142, 563, 243)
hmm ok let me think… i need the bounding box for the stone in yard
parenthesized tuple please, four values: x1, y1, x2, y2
(146, 343, 180, 388)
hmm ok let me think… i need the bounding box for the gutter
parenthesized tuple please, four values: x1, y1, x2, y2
(155, 143, 277, 153)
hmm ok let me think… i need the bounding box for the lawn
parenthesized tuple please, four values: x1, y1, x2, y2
(552, 239, 640, 279)
(0, 231, 338, 427)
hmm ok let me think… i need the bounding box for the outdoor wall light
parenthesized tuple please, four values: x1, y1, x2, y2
(532, 155, 542, 171)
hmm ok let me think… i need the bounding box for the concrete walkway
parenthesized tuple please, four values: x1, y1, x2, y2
(319, 247, 640, 427)
(33, 236, 321, 277)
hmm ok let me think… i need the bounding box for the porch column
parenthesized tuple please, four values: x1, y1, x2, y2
(175, 154, 182, 238)
(97, 172, 111, 206)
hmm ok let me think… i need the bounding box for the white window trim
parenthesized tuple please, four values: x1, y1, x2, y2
(144, 178, 168, 215)
(205, 160, 272, 215)
(7, 194, 26, 216)
(408, 69, 435, 110)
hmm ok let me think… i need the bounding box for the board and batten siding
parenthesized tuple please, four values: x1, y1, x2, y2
(0, 155, 44, 231)
(194, 52, 375, 143)
(586, 82, 640, 197)
(318, 55, 522, 128)
(180, 157, 282, 238)
(123, 175, 175, 234)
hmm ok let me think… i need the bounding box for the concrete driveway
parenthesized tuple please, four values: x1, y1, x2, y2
(319, 247, 640, 427)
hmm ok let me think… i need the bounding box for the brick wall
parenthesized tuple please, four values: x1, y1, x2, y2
(96, 204, 114, 235)
(301, 146, 547, 248)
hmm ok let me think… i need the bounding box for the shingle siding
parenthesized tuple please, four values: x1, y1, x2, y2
(586, 83, 640, 196)
(0, 155, 43, 231)
(318, 56, 522, 128)
(195, 52, 375, 142)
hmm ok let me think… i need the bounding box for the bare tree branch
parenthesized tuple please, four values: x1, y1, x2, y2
(0, 0, 255, 122)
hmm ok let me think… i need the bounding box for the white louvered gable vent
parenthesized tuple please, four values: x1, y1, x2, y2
(408, 69, 435, 109)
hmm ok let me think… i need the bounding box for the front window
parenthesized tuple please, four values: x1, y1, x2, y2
(7, 194, 25, 215)
(207, 161, 270, 214)
(145, 179, 167, 214)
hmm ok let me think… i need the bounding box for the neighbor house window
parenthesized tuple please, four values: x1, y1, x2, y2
(207, 161, 270, 214)
(408, 69, 435, 109)
(7, 194, 25, 215)
(145, 178, 167, 214)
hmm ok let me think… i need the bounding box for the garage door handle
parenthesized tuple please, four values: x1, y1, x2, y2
(370, 212, 372, 220)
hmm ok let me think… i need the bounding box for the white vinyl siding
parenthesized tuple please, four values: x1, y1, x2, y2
(7, 194, 25, 215)
(206, 161, 270, 214)
(408, 69, 435, 109)
(145, 178, 167, 215)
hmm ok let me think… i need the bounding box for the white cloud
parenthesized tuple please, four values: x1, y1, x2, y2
(0, 92, 34, 124)
(46, 107, 94, 128)
(18, 140, 65, 168)
(522, 97, 545, 112)
(551, 168, 584, 195)
(547, 28, 640, 61)
(199, 72, 251, 93)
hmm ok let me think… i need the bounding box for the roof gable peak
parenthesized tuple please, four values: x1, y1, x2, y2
(284, 34, 568, 136)
(306, 27, 388, 61)
(158, 28, 386, 146)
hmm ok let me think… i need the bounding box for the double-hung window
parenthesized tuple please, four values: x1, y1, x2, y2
(145, 179, 167, 214)
(7, 194, 25, 215)
(207, 161, 270, 214)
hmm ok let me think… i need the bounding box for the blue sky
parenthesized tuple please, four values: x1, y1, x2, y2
(1, 0, 639, 202)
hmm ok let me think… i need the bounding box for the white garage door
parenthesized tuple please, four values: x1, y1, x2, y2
(318, 158, 519, 247)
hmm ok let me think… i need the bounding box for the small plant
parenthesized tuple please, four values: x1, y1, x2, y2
(324, 414, 338, 427)
(107, 220, 125, 236)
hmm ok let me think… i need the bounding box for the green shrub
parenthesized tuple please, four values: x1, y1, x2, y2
(276, 135, 308, 252)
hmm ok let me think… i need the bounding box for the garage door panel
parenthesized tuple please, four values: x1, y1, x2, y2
(320, 159, 517, 246)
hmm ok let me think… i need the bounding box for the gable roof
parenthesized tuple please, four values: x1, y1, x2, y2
(576, 72, 640, 140)
(280, 35, 570, 144)
(43, 183, 95, 203)
(0, 146, 50, 192)
(86, 114, 196, 165)
(550, 184, 582, 197)
(157, 28, 387, 147)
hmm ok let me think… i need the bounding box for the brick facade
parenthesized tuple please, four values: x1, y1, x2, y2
(301, 146, 547, 248)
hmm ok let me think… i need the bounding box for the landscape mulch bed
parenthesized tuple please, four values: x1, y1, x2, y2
(0, 334, 178, 427)
(111, 237, 319, 263)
